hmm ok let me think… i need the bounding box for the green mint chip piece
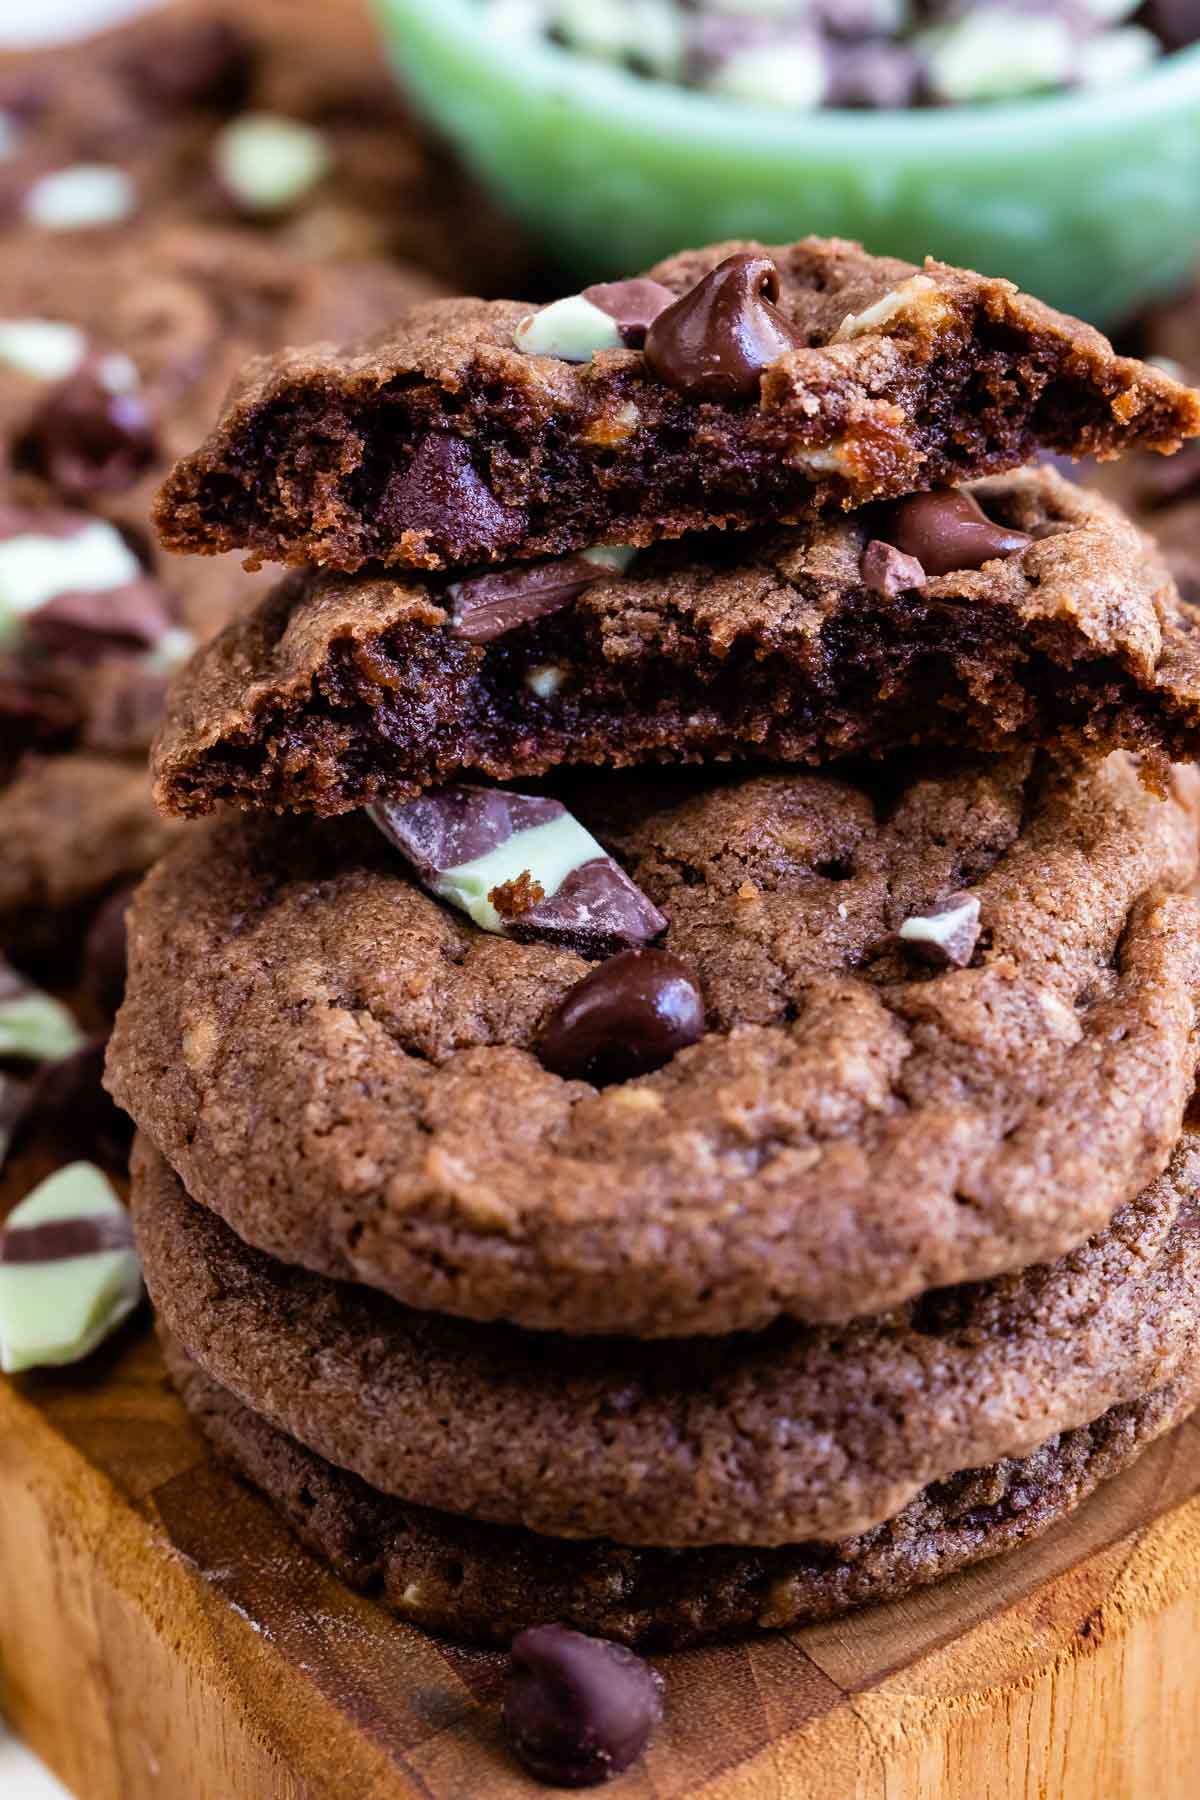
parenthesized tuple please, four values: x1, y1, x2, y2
(0, 989, 85, 1063)
(214, 113, 333, 214)
(0, 1163, 142, 1373)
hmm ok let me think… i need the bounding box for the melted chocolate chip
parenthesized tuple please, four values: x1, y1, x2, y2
(580, 278, 676, 349)
(447, 556, 602, 644)
(861, 538, 926, 598)
(383, 436, 528, 561)
(538, 948, 705, 1085)
(25, 577, 173, 662)
(643, 252, 804, 403)
(20, 362, 156, 501)
(886, 488, 1032, 577)
(504, 1624, 664, 1788)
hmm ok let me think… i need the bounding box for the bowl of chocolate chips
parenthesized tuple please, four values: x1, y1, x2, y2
(373, 0, 1200, 325)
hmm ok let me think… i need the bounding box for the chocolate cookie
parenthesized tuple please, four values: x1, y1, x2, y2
(152, 235, 1200, 574)
(164, 1338, 1200, 1649)
(0, 0, 528, 292)
(106, 752, 1200, 1336)
(0, 224, 438, 525)
(152, 466, 1200, 817)
(0, 754, 177, 964)
(134, 1133, 1200, 1548)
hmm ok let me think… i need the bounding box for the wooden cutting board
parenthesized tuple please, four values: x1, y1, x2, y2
(2, 1140, 1200, 1799)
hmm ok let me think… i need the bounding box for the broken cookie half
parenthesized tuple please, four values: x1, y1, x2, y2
(153, 466, 1200, 819)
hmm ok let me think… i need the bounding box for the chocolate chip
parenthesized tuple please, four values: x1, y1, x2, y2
(20, 361, 156, 501)
(119, 18, 255, 110)
(447, 556, 603, 644)
(19, 1039, 133, 1172)
(503, 1624, 664, 1788)
(643, 252, 804, 403)
(0, 1071, 28, 1172)
(538, 948, 705, 1085)
(579, 278, 675, 349)
(897, 891, 981, 969)
(885, 488, 1032, 578)
(1142, 1, 1200, 52)
(383, 436, 528, 561)
(25, 576, 173, 662)
(83, 884, 134, 1019)
(861, 538, 926, 598)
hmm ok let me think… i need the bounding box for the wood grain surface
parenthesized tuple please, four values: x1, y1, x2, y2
(2, 1142, 1200, 1798)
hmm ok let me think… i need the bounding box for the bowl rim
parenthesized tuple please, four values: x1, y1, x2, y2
(377, 0, 1200, 152)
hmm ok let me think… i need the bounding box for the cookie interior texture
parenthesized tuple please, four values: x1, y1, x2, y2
(133, 1133, 1200, 1548)
(153, 236, 1200, 573)
(163, 1335, 1199, 1650)
(152, 467, 1200, 817)
(106, 751, 1200, 1337)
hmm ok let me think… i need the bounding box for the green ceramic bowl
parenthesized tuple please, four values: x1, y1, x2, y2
(372, 0, 1200, 326)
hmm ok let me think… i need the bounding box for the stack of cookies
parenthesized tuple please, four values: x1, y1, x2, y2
(0, 0, 532, 1192)
(109, 237, 1200, 1661)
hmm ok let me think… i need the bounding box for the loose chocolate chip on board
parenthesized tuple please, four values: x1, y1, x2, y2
(504, 1624, 664, 1788)
(538, 948, 706, 1085)
(643, 252, 804, 402)
(447, 557, 604, 644)
(579, 278, 675, 348)
(887, 487, 1032, 576)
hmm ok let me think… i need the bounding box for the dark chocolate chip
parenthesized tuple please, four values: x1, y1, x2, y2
(25, 577, 173, 662)
(886, 488, 1032, 578)
(20, 361, 156, 501)
(447, 557, 602, 644)
(504, 1624, 664, 1788)
(0, 957, 29, 1004)
(580, 279, 676, 349)
(1142, 0, 1200, 52)
(898, 891, 981, 969)
(19, 1038, 133, 1172)
(861, 538, 926, 598)
(383, 436, 528, 561)
(119, 18, 255, 110)
(83, 883, 135, 1019)
(538, 948, 705, 1085)
(643, 252, 804, 403)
